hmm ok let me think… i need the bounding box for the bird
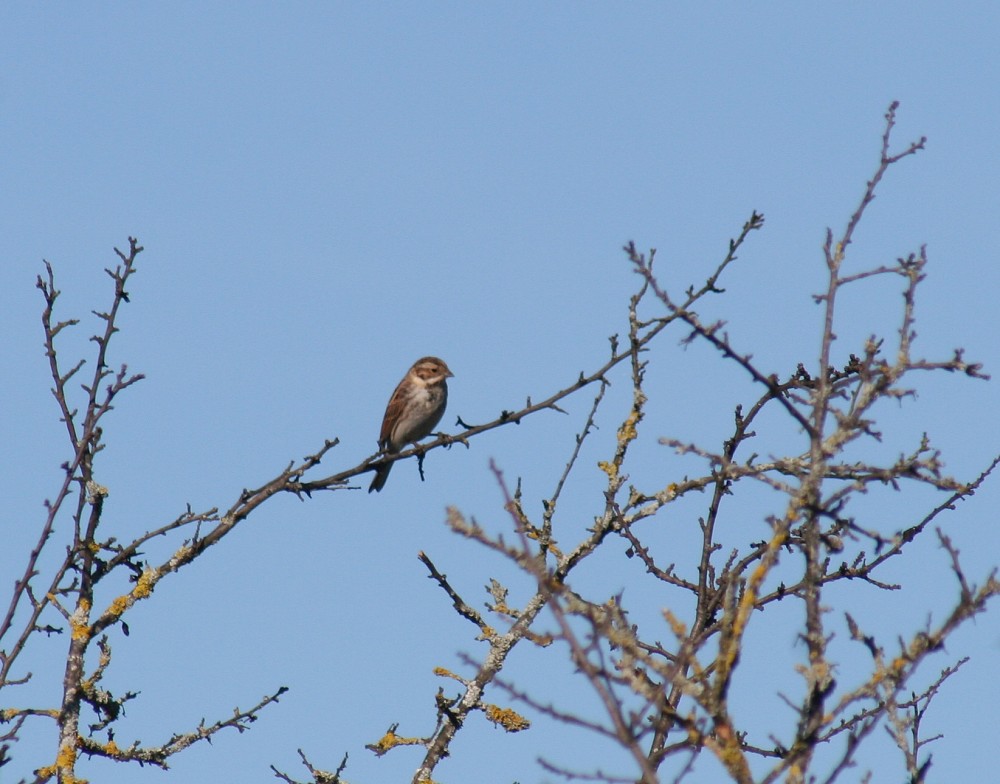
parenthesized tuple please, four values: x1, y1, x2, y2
(369, 356, 453, 492)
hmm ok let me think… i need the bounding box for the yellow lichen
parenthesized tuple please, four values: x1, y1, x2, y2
(370, 729, 421, 753)
(70, 599, 92, 641)
(56, 741, 77, 767)
(133, 568, 157, 599)
(107, 594, 132, 618)
(525, 628, 554, 647)
(598, 460, 618, 480)
(170, 543, 193, 568)
(374, 731, 396, 751)
(483, 704, 531, 732)
(433, 666, 461, 682)
(617, 409, 641, 443)
(104, 568, 159, 621)
(48, 740, 90, 783)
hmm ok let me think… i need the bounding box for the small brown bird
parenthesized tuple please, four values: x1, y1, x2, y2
(369, 356, 453, 493)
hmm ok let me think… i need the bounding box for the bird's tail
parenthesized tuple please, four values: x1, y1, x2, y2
(368, 461, 392, 493)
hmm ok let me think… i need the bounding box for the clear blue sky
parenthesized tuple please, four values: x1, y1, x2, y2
(2, 4, 998, 782)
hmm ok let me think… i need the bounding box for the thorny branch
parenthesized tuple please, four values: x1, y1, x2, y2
(386, 103, 997, 784)
(1, 241, 298, 780)
(271, 749, 349, 784)
(4, 102, 996, 784)
(0, 210, 696, 780)
(378, 198, 772, 784)
(1, 205, 748, 781)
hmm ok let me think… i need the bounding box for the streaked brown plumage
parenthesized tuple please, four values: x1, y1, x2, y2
(369, 356, 453, 493)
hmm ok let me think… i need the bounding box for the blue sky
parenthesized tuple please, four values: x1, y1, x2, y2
(2, 3, 998, 782)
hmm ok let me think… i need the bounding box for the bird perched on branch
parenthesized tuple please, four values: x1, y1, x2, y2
(369, 356, 453, 493)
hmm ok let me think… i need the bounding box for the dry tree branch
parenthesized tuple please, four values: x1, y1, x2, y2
(407, 103, 996, 784)
(370, 231, 763, 783)
(8, 102, 995, 784)
(271, 749, 349, 784)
